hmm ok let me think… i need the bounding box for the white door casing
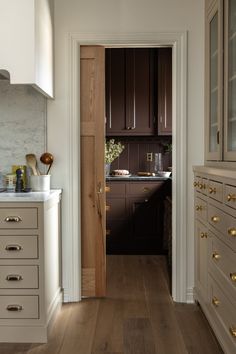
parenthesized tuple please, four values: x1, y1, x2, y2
(66, 32, 188, 303)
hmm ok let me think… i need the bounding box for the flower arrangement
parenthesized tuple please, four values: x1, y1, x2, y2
(105, 139, 125, 163)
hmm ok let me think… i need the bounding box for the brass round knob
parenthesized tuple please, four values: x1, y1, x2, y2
(230, 273, 236, 282)
(199, 183, 203, 189)
(212, 252, 221, 260)
(227, 194, 236, 202)
(228, 228, 236, 237)
(212, 296, 220, 307)
(211, 216, 219, 223)
(143, 187, 150, 192)
(193, 181, 198, 187)
(229, 327, 236, 338)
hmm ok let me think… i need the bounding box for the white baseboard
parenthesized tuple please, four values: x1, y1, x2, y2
(186, 287, 194, 303)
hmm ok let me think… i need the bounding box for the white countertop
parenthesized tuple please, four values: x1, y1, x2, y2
(0, 189, 62, 202)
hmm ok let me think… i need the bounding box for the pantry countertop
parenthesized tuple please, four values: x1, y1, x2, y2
(0, 189, 62, 202)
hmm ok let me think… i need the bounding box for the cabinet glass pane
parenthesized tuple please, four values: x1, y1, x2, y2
(209, 13, 218, 152)
(227, 0, 236, 151)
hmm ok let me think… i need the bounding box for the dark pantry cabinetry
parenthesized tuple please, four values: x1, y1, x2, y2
(106, 180, 168, 254)
(105, 48, 172, 136)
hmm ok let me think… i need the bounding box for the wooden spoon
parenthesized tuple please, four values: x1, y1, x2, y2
(25, 154, 40, 176)
(40, 152, 54, 175)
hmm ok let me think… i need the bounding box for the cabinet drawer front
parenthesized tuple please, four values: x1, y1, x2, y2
(127, 182, 163, 196)
(0, 295, 38, 319)
(209, 233, 236, 295)
(195, 197, 207, 222)
(208, 204, 236, 251)
(208, 180, 223, 202)
(106, 198, 126, 220)
(225, 184, 236, 209)
(0, 235, 38, 259)
(0, 265, 38, 289)
(106, 183, 126, 196)
(0, 208, 38, 229)
(209, 276, 236, 349)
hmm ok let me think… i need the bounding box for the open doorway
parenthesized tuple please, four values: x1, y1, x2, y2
(105, 47, 173, 289)
(67, 32, 187, 302)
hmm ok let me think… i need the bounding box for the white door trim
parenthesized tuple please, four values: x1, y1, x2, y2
(66, 31, 188, 303)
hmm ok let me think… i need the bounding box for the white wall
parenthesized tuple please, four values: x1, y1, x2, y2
(48, 0, 205, 301)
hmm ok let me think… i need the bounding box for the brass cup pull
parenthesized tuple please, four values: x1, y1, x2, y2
(143, 187, 150, 192)
(4, 216, 22, 223)
(209, 187, 216, 194)
(227, 194, 236, 202)
(200, 232, 207, 238)
(6, 275, 23, 281)
(212, 252, 221, 260)
(212, 297, 220, 307)
(105, 205, 110, 212)
(211, 216, 219, 223)
(228, 228, 236, 237)
(196, 205, 203, 211)
(5, 245, 22, 251)
(230, 273, 236, 282)
(229, 326, 236, 338)
(105, 186, 110, 193)
(7, 305, 23, 312)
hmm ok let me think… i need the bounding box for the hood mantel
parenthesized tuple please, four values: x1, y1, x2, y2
(0, 0, 54, 98)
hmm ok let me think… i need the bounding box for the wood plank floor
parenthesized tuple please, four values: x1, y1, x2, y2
(0, 256, 223, 354)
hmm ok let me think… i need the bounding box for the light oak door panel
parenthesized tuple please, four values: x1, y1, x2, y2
(80, 46, 106, 297)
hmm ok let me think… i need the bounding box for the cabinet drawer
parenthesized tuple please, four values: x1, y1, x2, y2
(195, 197, 207, 222)
(126, 182, 163, 197)
(208, 204, 236, 252)
(225, 184, 236, 209)
(0, 235, 38, 259)
(106, 183, 126, 196)
(209, 233, 236, 297)
(0, 208, 38, 229)
(209, 276, 236, 350)
(0, 295, 39, 319)
(208, 180, 223, 202)
(0, 265, 38, 289)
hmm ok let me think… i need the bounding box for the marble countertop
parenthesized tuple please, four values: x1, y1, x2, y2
(106, 175, 171, 181)
(0, 189, 62, 202)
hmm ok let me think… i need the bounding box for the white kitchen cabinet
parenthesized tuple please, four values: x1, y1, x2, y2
(205, 0, 236, 162)
(0, 0, 53, 98)
(0, 190, 62, 343)
(193, 166, 236, 353)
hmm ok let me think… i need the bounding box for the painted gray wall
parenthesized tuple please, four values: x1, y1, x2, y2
(0, 80, 46, 174)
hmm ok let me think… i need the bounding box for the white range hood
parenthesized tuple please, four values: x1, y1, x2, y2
(0, 0, 54, 98)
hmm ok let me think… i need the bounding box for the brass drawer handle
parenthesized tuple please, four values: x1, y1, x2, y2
(5, 245, 22, 251)
(196, 205, 203, 211)
(143, 187, 150, 192)
(193, 181, 198, 187)
(6, 274, 23, 281)
(105, 186, 110, 193)
(106, 229, 111, 236)
(230, 273, 236, 282)
(211, 216, 219, 223)
(105, 205, 110, 212)
(200, 232, 207, 238)
(228, 228, 236, 237)
(229, 326, 236, 338)
(212, 296, 220, 307)
(209, 187, 216, 194)
(7, 305, 23, 312)
(227, 194, 236, 202)
(212, 252, 221, 260)
(4, 216, 22, 223)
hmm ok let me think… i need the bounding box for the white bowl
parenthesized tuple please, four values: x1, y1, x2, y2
(157, 171, 172, 178)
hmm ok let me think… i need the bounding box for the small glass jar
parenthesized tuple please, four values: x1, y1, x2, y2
(154, 153, 163, 174)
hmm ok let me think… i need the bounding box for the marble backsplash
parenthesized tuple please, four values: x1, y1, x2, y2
(0, 80, 46, 174)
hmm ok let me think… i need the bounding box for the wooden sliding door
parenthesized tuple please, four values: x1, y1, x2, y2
(80, 46, 106, 297)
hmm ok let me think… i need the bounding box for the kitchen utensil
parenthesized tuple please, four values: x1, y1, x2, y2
(40, 152, 54, 175)
(25, 154, 40, 176)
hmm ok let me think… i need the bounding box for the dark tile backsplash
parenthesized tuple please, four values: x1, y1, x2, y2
(109, 137, 172, 174)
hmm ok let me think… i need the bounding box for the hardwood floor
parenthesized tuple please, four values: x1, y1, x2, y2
(0, 256, 222, 354)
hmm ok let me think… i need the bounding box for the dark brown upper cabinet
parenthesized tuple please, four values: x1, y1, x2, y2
(105, 48, 155, 136)
(157, 48, 172, 135)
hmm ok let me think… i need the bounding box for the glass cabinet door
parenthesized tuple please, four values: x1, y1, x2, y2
(224, 0, 236, 160)
(205, 0, 223, 161)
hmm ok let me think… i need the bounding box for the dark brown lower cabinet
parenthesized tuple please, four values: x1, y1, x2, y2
(106, 181, 170, 254)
